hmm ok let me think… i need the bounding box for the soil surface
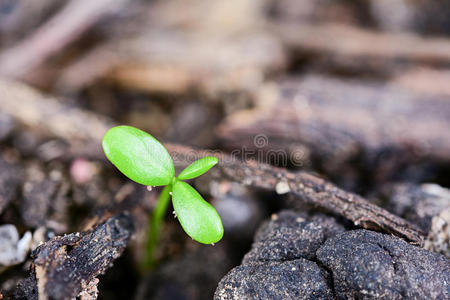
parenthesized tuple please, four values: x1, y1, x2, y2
(1, 0, 450, 299)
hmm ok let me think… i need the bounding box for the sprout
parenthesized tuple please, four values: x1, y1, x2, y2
(102, 125, 223, 268)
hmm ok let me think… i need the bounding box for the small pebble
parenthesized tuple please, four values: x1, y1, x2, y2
(275, 181, 290, 194)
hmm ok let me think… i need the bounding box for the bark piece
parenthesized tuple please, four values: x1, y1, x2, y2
(14, 214, 134, 300)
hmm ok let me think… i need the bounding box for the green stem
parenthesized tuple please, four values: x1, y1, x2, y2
(143, 184, 172, 270)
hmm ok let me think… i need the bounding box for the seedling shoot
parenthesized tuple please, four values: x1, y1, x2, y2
(102, 125, 223, 268)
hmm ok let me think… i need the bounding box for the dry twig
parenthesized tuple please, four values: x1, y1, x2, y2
(0, 0, 130, 79)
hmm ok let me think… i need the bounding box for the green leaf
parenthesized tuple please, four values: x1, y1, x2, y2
(102, 125, 174, 186)
(172, 180, 223, 244)
(177, 156, 218, 180)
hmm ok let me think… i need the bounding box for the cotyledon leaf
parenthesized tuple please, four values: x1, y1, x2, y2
(177, 156, 218, 180)
(172, 180, 223, 244)
(102, 125, 174, 186)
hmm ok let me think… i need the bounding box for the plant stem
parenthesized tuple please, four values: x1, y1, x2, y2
(143, 184, 171, 270)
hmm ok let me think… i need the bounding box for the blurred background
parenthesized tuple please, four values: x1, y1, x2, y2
(0, 0, 450, 299)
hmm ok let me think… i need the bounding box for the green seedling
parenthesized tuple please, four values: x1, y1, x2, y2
(102, 125, 223, 268)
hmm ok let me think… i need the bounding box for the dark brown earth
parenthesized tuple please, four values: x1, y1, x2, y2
(1, 0, 450, 299)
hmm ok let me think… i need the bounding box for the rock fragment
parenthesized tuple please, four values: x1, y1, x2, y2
(215, 210, 343, 299)
(215, 259, 333, 300)
(243, 210, 345, 262)
(0, 224, 32, 269)
(317, 230, 450, 299)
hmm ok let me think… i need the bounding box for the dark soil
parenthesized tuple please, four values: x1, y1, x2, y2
(1, 0, 450, 299)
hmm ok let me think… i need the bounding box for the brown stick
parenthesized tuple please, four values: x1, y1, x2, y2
(273, 22, 450, 66)
(0, 79, 115, 157)
(0, 0, 130, 78)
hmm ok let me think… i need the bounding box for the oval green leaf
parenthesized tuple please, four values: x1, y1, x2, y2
(172, 180, 223, 244)
(177, 156, 218, 180)
(102, 125, 174, 186)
